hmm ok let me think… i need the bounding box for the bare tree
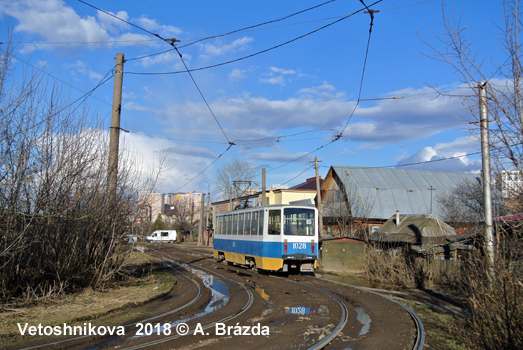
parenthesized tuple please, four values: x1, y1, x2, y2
(167, 196, 197, 237)
(420, 1, 523, 183)
(0, 34, 162, 302)
(421, 3, 523, 347)
(436, 178, 507, 224)
(214, 158, 258, 201)
(322, 182, 376, 240)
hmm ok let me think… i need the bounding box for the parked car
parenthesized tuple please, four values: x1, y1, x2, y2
(122, 234, 138, 243)
(146, 230, 177, 243)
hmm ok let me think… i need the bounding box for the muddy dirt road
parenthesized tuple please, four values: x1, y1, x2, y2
(15, 243, 422, 350)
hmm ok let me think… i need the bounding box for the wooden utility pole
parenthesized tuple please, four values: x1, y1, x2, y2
(311, 157, 324, 239)
(479, 82, 495, 274)
(107, 52, 124, 203)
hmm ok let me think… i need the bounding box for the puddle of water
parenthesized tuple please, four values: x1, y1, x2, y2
(354, 305, 371, 336)
(130, 265, 229, 339)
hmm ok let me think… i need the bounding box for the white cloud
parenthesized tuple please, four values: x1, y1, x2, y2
(0, 0, 179, 51)
(65, 60, 103, 80)
(120, 132, 216, 193)
(229, 68, 248, 81)
(343, 86, 472, 144)
(96, 10, 129, 34)
(135, 16, 182, 38)
(1, 0, 110, 49)
(260, 66, 299, 86)
(199, 36, 253, 57)
(396, 136, 482, 172)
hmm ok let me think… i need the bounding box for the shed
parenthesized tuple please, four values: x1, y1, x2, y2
(320, 237, 366, 273)
(369, 214, 458, 245)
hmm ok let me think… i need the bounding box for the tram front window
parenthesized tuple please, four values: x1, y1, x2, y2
(284, 208, 315, 236)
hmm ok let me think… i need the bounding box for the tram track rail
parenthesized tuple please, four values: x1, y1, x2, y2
(17, 259, 203, 350)
(114, 249, 255, 350)
(168, 244, 425, 350)
(158, 247, 350, 350)
(315, 277, 425, 350)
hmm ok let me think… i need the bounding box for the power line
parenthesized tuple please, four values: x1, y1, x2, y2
(172, 143, 234, 192)
(272, 165, 314, 189)
(77, 0, 232, 144)
(170, 44, 232, 144)
(179, 0, 338, 49)
(0, 47, 113, 107)
(266, 138, 338, 173)
(125, 0, 338, 63)
(125, 0, 431, 64)
(126, 0, 383, 76)
(339, 1, 377, 138)
(391, 151, 482, 168)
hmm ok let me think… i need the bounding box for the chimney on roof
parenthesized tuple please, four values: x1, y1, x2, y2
(306, 176, 320, 182)
(396, 210, 400, 226)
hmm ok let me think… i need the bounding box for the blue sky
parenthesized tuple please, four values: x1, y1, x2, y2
(0, 0, 506, 197)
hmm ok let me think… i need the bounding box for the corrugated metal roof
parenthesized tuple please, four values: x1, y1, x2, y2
(330, 166, 480, 220)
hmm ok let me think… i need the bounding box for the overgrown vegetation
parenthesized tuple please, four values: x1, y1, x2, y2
(363, 247, 434, 289)
(0, 36, 161, 303)
(447, 232, 523, 349)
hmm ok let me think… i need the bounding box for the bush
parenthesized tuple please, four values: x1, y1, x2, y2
(363, 247, 434, 289)
(452, 235, 523, 349)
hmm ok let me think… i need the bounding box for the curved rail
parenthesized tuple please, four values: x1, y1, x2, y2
(280, 277, 349, 350)
(18, 260, 202, 350)
(315, 278, 425, 350)
(118, 250, 255, 350)
(171, 244, 423, 349)
(165, 246, 349, 350)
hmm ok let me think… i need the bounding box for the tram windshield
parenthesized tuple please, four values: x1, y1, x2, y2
(283, 208, 315, 236)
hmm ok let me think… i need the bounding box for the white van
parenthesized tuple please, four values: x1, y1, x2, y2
(146, 230, 177, 243)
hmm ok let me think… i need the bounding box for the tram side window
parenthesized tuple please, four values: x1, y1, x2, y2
(239, 213, 244, 235)
(244, 212, 251, 235)
(268, 209, 281, 235)
(227, 215, 232, 235)
(232, 214, 238, 235)
(258, 211, 264, 235)
(217, 216, 221, 235)
(250, 211, 258, 235)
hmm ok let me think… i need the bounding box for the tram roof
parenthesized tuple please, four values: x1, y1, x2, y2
(217, 204, 317, 215)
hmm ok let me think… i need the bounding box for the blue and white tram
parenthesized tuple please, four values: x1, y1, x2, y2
(213, 205, 318, 273)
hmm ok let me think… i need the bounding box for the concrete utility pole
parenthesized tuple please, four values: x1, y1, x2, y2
(262, 168, 267, 206)
(311, 157, 324, 239)
(198, 193, 205, 245)
(205, 182, 210, 246)
(200, 193, 205, 245)
(479, 82, 495, 273)
(107, 52, 124, 203)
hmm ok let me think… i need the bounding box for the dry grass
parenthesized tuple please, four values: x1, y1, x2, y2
(0, 252, 174, 339)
